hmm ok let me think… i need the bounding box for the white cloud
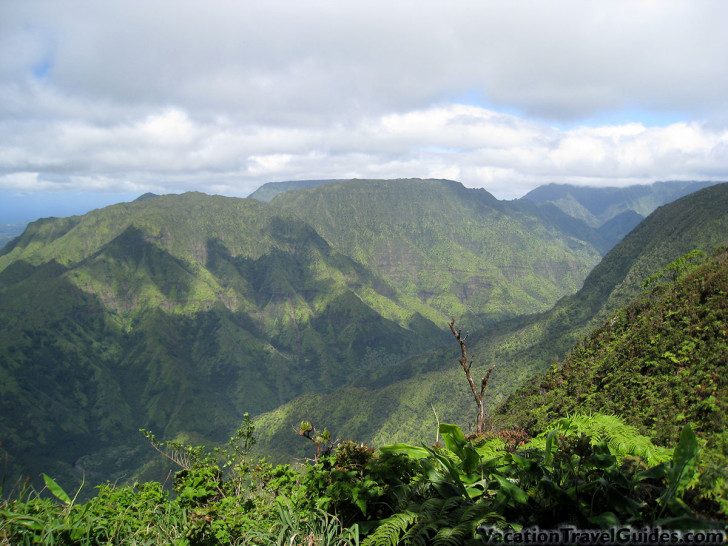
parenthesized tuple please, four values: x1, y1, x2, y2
(0, 0, 727, 204)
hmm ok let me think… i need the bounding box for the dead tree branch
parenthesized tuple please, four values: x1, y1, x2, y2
(449, 318, 496, 434)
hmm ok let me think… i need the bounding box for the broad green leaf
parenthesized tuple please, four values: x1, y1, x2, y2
(492, 474, 528, 505)
(668, 424, 700, 491)
(42, 472, 71, 505)
(379, 443, 429, 459)
(439, 423, 480, 474)
(439, 423, 466, 452)
(635, 462, 667, 481)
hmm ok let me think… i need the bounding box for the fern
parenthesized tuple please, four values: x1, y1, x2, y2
(529, 413, 671, 465)
(364, 497, 502, 546)
(432, 524, 469, 546)
(362, 510, 418, 546)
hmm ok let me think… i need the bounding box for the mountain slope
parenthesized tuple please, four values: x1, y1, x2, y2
(270, 178, 602, 328)
(494, 248, 728, 513)
(0, 192, 447, 487)
(252, 183, 728, 460)
(520, 180, 718, 227)
(495, 248, 728, 444)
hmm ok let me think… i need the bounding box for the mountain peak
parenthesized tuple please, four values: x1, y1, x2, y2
(134, 192, 159, 201)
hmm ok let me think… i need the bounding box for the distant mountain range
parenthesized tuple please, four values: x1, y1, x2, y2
(1, 178, 726, 492)
(520, 180, 718, 227)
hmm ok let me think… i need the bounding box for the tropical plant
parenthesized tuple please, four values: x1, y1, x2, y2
(372, 416, 721, 545)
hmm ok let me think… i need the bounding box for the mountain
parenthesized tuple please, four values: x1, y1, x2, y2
(248, 179, 348, 202)
(520, 180, 719, 229)
(0, 180, 605, 490)
(251, 183, 728, 461)
(495, 247, 728, 445)
(494, 248, 728, 508)
(269, 178, 602, 328)
(0, 192, 448, 488)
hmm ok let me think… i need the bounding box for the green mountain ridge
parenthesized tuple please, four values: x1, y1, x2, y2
(251, 182, 728, 462)
(0, 192, 447, 488)
(0, 180, 607, 491)
(521, 180, 720, 227)
(269, 178, 602, 329)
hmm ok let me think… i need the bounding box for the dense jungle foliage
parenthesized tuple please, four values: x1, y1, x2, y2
(496, 248, 728, 516)
(1, 413, 724, 544)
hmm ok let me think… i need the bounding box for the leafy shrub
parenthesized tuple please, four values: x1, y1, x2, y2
(301, 440, 422, 527)
(370, 416, 723, 545)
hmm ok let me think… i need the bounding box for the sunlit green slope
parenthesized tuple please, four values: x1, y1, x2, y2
(252, 183, 728, 461)
(496, 248, 728, 445)
(0, 192, 446, 488)
(270, 178, 602, 329)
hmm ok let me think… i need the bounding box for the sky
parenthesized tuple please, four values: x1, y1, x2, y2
(2, 1, 728, 222)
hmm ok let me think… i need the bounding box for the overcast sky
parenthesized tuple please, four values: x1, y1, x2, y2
(2, 1, 728, 220)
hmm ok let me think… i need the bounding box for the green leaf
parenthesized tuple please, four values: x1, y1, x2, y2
(379, 443, 430, 459)
(635, 462, 667, 481)
(439, 423, 466, 451)
(668, 424, 700, 491)
(492, 474, 528, 505)
(439, 423, 480, 474)
(587, 512, 621, 529)
(42, 473, 72, 505)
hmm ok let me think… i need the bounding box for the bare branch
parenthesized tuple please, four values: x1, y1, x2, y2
(449, 319, 496, 434)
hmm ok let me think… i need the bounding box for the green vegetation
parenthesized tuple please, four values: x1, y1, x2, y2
(1, 414, 722, 544)
(0, 180, 608, 491)
(2, 179, 728, 540)
(495, 248, 728, 513)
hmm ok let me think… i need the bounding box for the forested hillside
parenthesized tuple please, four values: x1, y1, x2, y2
(0, 192, 441, 489)
(270, 179, 601, 328)
(252, 183, 728, 462)
(0, 179, 603, 491)
(496, 247, 728, 512)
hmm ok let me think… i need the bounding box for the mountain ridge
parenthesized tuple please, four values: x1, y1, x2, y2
(520, 180, 720, 227)
(251, 182, 728, 461)
(0, 180, 605, 490)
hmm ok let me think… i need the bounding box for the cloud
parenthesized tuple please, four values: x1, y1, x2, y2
(0, 0, 727, 202)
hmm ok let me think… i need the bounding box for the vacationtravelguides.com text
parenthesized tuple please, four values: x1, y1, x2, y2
(478, 525, 725, 545)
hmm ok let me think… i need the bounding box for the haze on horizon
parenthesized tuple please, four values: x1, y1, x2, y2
(2, 1, 728, 222)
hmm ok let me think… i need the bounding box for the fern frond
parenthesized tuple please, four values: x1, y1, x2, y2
(459, 502, 505, 529)
(432, 523, 469, 546)
(362, 510, 418, 546)
(529, 413, 671, 465)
